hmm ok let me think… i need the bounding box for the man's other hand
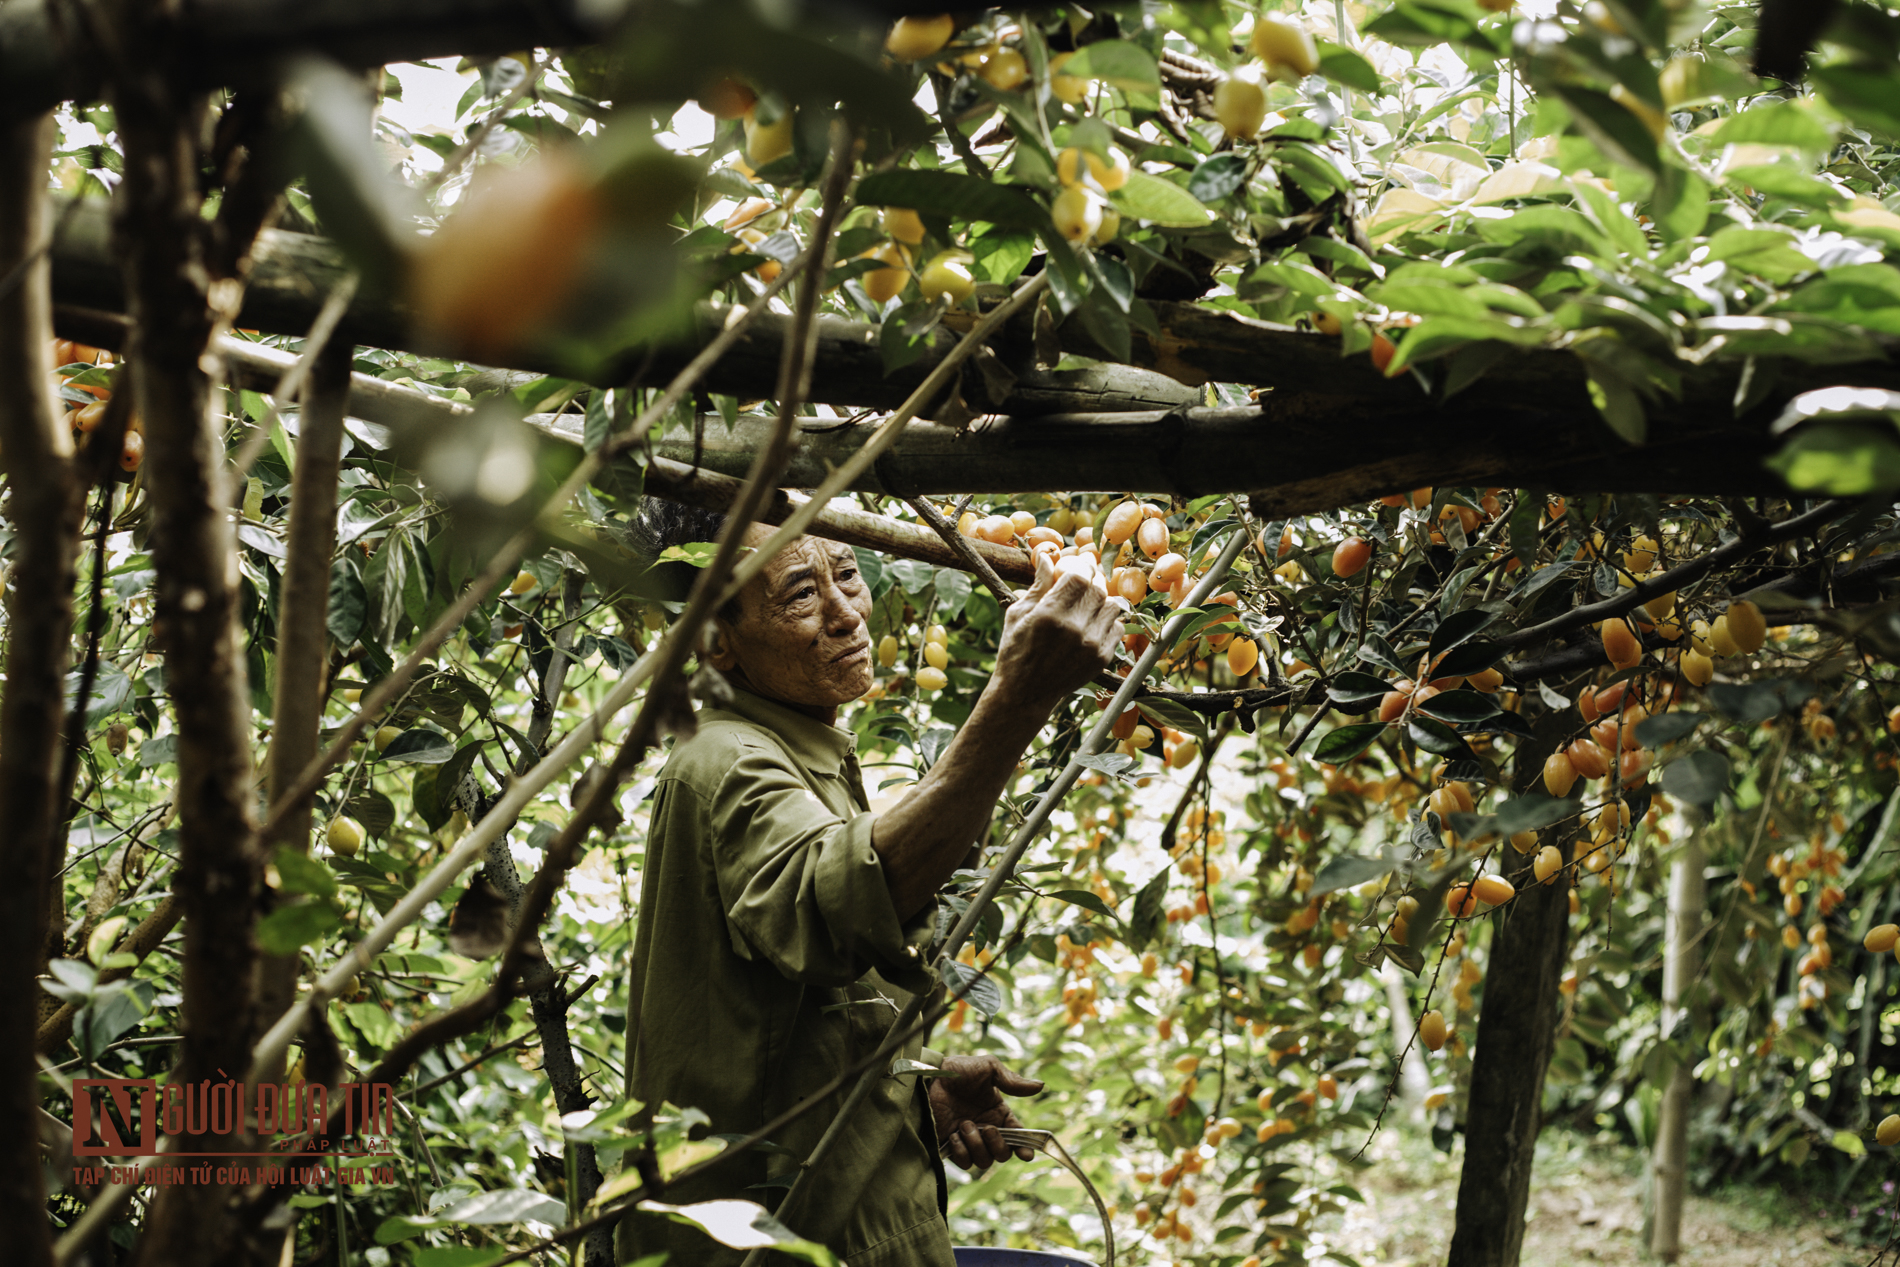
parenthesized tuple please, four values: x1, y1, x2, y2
(993, 554, 1122, 706)
(929, 1054, 1044, 1171)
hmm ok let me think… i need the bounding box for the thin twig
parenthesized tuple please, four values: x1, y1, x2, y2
(905, 496, 1015, 601)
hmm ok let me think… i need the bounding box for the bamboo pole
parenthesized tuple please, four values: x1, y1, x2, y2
(1649, 837, 1706, 1263)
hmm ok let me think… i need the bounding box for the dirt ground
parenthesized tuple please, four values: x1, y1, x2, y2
(1319, 1125, 1867, 1266)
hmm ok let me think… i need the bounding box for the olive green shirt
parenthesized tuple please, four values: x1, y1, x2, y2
(617, 688, 953, 1267)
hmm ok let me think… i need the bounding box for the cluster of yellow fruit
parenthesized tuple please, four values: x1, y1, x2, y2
(882, 622, 952, 692)
(49, 340, 144, 471)
(1052, 144, 1127, 245)
(1210, 14, 1320, 138)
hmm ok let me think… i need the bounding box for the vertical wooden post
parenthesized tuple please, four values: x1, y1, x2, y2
(1446, 713, 1572, 1267)
(1649, 838, 1706, 1263)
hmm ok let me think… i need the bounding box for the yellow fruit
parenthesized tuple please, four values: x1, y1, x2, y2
(1252, 15, 1319, 80)
(1228, 638, 1259, 678)
(326, 817, 365, 857)
(1049, 52, 1091, 104)
(1093, 207, 1121, 246)
(917, 252, 976, 305)
(1708, 615, 1740, 657)
(1056, 145, 1129, 192)
(927, 624, 948, 645)
(409, 154, 602, 361)
(1511, 831, 1538, 854)
(862, 244, 910, 304)
(980, 48, 1028, 91)
(1644, 588, 1677, 621)
(373, 725, 403, 751)
(1601, 619, 1641, 669)
(1102, 500, 1143, 546)
(1213, 78, 1268, 139)
(744, 108, 796, 167)
(1881, 1115, 1900, 1147)
(342, 688, 363, 704)
(1543, 752, 1579, 798)
(1726, 600, 1767, 653)
(877, 635, 900, 667)
(1419, 1010, 1448, 1052)
(509, 569, 537, 594)
(1535, 845, 1562, 885)
(1170, 739, 1200, 769)
(924, 641, 950, 670)
(882, 207, 926, 246)
(1173, 1054, 1201, 1074)
(886, 14, 956, 61)
(1051, 184, 1104, 244)
(916, 666, 948, 691)
(1472, 874, 1515, 907)
(1866, 925, 1900, 954)
(1680, 648, 1713, 687)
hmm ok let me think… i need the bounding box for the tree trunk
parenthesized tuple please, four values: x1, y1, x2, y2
(114, 60, 262, 1267)
(1446, 714, 1574, 1267)
(1648, 839, 1706, 1263)
(0, 109, 77, 1267)
(255, 337, 350, 1064)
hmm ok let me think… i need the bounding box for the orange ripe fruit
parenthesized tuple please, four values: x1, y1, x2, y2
(1619, 748, 1652, 787)
(697, 76, 758, 120)
(1370, 330, 1396, 374)
(1594, 680, 1632, 715)
(1566, 738, 1611, 779)
(74, 400, 108, 432)
(1601, 619, 1642, 669)
(1317, 1075, 1338, 1100)
(1009, 510, 1037, 537)
(1115, 568, 1147, 605)
(1137, 517, 1170, 559)
(1379, 689, 1411, 723)
(1333, 536, 1371, 578)
(1228, 638, 1260, 678)
(1419, 1010, 1448, 1052)
(1472, 874, 1515, 906)
(119, 430, 144, 472)
(1577, 685, 1601, 722)
(1150, 553, 1187, 590)
(1103, 500, 1143, 547)
(409, 154, 603, 361)
(1866, 924, 1899, 954)
(1445, 885, 1478, 919)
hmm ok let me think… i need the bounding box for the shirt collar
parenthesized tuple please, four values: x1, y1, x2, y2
(716, 687, 857, 777)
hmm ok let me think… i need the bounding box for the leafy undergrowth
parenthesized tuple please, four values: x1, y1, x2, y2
(1323, 1123, 1865, 1267)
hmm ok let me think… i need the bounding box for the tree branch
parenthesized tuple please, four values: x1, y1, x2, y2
(0, 107, 75, 1267)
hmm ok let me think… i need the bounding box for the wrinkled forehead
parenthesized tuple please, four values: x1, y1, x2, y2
(740, 528, 858, 604)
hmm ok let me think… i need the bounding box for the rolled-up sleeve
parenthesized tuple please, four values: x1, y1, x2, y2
(708, 739, 918, 987)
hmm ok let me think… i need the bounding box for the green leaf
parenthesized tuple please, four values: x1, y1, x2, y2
(1427, 607, 1498, 660)
(1711, 101, 1837, 150)
(1110, 172, 1212, 228)
(412, 1249, 509, 1267)
(1810, 67, 1900, 140)
(1129, 867, 1172, 952)
(1059, 40, 1160, 95)
(1311, 852, 1397, 896)
(856, 170, 1049, 231)
(273, 848, 338, 899)
(344, 999, 402, 1049)
(1767, 423, 1900, 496)
(1635, 712, 1704, 746)
(1415, 689, 1501, 725)
(1431, 638, 1503, 679)
(940, 959, 1007, 1018)
(1050, 888, 1118, 923)
(970, 231, 1034, 284)
(1187, 154, 1249, 203)
(1327, 671, 1394, 712)
(637, 1199, 841, 1267)
(256, 901, 340, 956)
(1660, 749, 1729, 807)
(327, 562, 366, 646)
(1312, 721, 1387, 763)
(1551, 85, 1660, 174)
(1317, 43, 1381, 93)
(379, 729, 455, 765)
(1407, 716, 1474, 760)
(1492, 793, 1578, 837)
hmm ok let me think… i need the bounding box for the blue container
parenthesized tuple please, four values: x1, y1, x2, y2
(953, 1250, 1096, 1267)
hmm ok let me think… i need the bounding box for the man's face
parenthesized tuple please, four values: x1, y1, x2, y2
(710, 527, 875, 715)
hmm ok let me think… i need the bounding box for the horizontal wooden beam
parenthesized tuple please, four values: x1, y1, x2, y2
(101, 323, 1042, 585)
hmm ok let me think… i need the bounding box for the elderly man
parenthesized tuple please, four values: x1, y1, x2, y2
(618, 503, 1121, 1266)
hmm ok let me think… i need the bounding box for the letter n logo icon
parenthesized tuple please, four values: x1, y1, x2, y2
(73, 1079, 157, 1157)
